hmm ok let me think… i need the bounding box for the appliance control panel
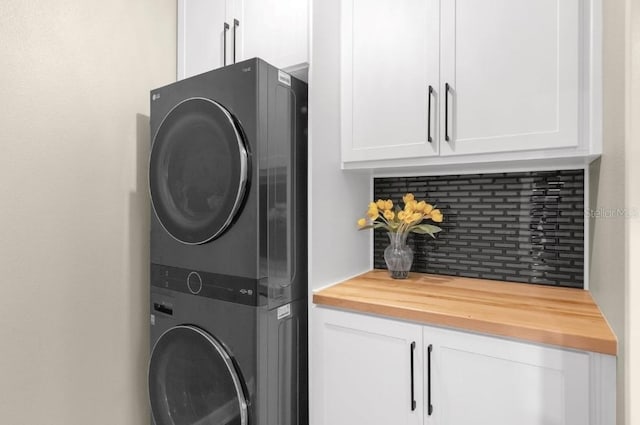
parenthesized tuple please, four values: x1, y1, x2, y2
(151, 263, 258, 306)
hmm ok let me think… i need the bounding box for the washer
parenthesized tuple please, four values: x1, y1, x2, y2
(149, 286, 307, 425)
(149, 58, 308, 309)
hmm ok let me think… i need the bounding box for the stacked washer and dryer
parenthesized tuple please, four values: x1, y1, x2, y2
(147, 59, 308, 425)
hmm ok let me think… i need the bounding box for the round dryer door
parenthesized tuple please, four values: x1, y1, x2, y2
(149, 325, 248, 425)
(149, 97, 249, 245)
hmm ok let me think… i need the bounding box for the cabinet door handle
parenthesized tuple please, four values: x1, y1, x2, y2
(410, 341, 416, 411)
(427, 85, 434, 143)
(223, 22, 230, 66)
(444, 83, 451, 142)
(427, 344, 433, 415)
(233, 19, 239, 63)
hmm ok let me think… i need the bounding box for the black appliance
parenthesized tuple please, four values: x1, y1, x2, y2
(147, 58, 308, 425)
(149, 288, 306, 425)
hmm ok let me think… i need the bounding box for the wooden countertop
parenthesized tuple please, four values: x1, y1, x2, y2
(313, 270, 617, 355)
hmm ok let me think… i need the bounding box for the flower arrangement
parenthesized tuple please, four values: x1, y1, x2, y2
(357, 193, 443, 237)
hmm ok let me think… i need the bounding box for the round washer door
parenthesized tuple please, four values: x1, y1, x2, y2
(149, 97, 249, 245)
(149, 325, 248, 425)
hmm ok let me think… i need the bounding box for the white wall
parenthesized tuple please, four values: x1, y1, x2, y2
(589, 0, 640, 424)
(626, 0, 639, 422)
(308, 0, 372, 422)
(308, 0, 371, 291)
(0, 2, 175, 424)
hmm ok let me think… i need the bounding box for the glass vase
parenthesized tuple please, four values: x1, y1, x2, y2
(384, 232, 414, 279)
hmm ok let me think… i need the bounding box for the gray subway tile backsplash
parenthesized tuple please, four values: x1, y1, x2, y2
(373, 169, 585, 288)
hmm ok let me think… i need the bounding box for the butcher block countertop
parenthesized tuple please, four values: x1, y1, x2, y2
(313, 270, 617, 355)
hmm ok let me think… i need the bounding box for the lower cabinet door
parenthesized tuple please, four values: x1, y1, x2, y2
(424, 325, 590, 425)
(312, 307, 423, 425)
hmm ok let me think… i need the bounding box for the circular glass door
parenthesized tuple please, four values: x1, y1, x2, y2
(149, 97, 249, 245)
(149, 325, 248, 425)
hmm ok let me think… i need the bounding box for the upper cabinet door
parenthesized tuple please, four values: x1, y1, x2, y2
(439, 0, 580, 156)
(241, 0, 309, 70)
(227, 0, 243, 66)
(178, 0, 229, 79)
(341, 0, 440, 163)
(177, 0, 309, 80)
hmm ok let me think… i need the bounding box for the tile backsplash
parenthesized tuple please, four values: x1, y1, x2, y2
(373, 170, 585, 288)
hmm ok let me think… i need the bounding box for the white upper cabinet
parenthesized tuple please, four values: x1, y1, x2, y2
(178, 0, 309, 80)
(241, 0, 309, 72)
(439, 0, 580, 156)
(341, 0, 439, 162)
(178, 0, 230, 78)
(341, 0, 601, 170)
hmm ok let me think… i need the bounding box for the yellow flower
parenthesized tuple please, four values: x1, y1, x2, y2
(403, 193, 415, 204)
(405, 200, 417, 212)
(403, 212, 422, 224)
(359, 196, 442, 230)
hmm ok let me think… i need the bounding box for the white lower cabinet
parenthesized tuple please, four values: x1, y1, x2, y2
(312, 307, 616, 425)
(312, 307, 424, 425)
(425, 326, 589, 425)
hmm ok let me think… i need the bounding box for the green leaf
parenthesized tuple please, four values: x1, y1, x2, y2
(357, 222, 389, 231)
(387, 222, 400, 231)
(411, 224, 442, 237)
